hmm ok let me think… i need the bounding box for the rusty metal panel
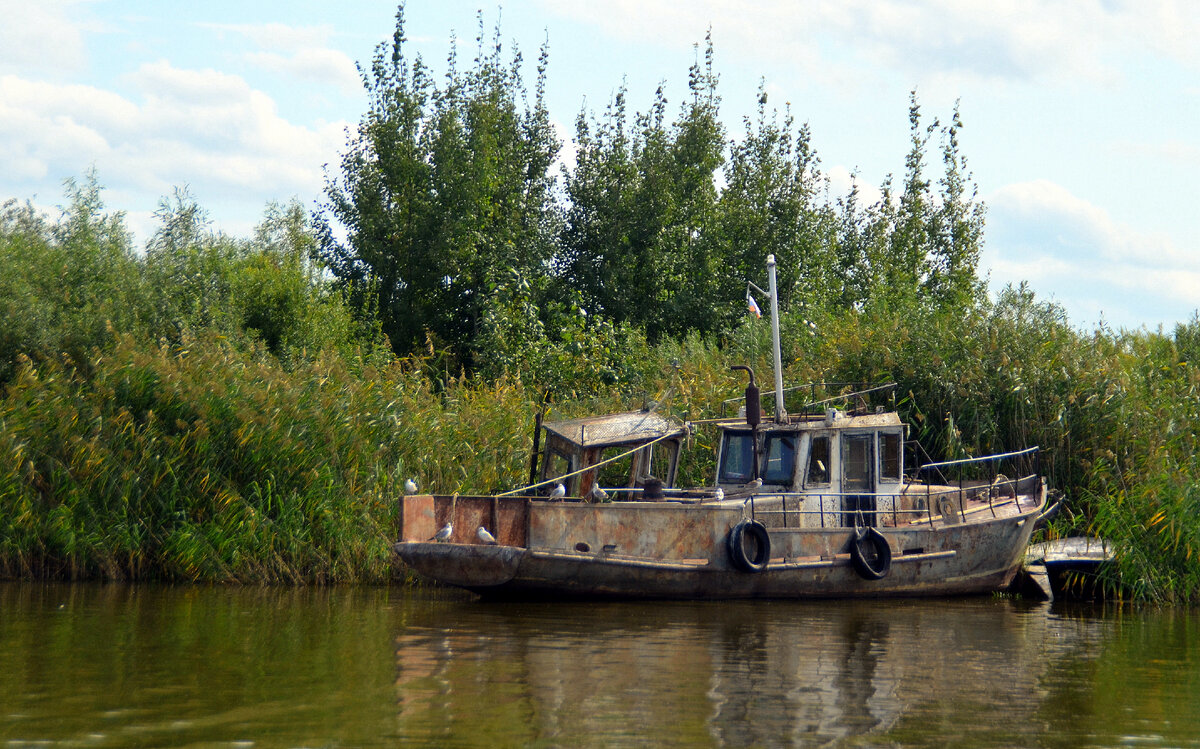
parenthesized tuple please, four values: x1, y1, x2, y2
(396, 501, 1042, 598)
(399, 495, 435, 542)
(495, 498, 528, 547)
(528, 504, 741, 561)
(401, 495, 529, 546)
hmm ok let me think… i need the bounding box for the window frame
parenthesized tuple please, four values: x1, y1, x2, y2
(759, 431, 799, 486)
(805, 433, 832, 487)
(718, 430, 756, 484)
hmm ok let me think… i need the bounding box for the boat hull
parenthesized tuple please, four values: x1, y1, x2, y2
(395, 509, 1038, 600)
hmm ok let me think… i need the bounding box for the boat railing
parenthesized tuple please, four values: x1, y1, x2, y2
(719, 381, 898, 419)
(744, 474, 1039, 529)
(912, 446, 1040, 515)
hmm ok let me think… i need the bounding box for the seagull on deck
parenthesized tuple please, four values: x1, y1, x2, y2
(590, 486, 609, 502)
(749, 478, 763, 489)
(432, 522, 453, 542)
(477, 526, 498, 545)
(550, 483, 566, 499)
(714, 487, 725, 501)
(404, 478, 419, 495)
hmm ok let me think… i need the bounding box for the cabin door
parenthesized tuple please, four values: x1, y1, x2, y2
(841, 434, 875, 527)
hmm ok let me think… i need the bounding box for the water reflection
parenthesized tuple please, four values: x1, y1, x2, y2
(4, 584, 1200, 747)
(392, 597, 1066, 747)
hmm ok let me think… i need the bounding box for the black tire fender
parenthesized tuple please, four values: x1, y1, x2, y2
(727, 519, 771, 573)
(850, 526, 892, 580)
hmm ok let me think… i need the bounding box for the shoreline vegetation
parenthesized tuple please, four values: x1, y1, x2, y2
(4, 7, 1199, 601)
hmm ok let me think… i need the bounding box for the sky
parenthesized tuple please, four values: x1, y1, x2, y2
(2, 1, 1198, 332)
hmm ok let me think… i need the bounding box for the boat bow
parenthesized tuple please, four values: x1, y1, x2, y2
(395, 541, 525, 587)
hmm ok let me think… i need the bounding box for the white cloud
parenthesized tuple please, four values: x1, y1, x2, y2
(0, 0, 90, 73)
(550, 117, 578, 180)
(0, 63, 350, 238)
(1113, 138, 1200, 166)
(244, 49, 360, 93)
(200, 21, 361, 92)
(990, 179, 1193, 269)
(826, 165, 884, 208)
(984, 179, 1200, 328)
(536, 0, 1200, 88)
(203, 21, 334, 51)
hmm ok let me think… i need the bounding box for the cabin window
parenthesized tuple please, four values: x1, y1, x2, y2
(640, 440, 678, 484)
(880, 432, 901, 480)
(719, 432, 755, 482)
(544, 449, 574, 494)
(760, 433, 797, 485)
(806, 435, 830, 486)
(596, 446, 634, 489)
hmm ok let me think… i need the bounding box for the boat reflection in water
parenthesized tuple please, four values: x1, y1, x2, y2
(3, 584, 1197, 746)
(392, 596, 1061, 747)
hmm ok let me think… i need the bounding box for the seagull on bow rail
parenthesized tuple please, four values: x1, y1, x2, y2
(550, 483, 566, 499)
(590, 486, 609, 502)
(404, 478, 418, 495)
(477, 526, 498, 545)
(714, 487, 725, 501)
(432, 522, 453, 542)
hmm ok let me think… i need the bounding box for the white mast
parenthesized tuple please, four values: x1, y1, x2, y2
(767, 255, 786, 422)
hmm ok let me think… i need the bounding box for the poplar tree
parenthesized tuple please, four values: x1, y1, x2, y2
(559, 35, 725, 341)
(715, 87, 839, 320)
(315, 7, 560, 368)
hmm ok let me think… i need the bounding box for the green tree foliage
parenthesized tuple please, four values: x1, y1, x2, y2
(560, 35, 726, 341)
(318, 13, 989, 369)
(316, 7, 560, 370)
(139, 190, 362, 360)
(715, 86, 838, 320)
(0, 173, 140, 382)
(0, 178, 363, 390)
(852, 93, 987, 313)
(141, 187, 239, 337)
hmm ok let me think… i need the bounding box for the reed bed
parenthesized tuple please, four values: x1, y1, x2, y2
(4, 299, 1200, 598)
(0, 334, 537, 583)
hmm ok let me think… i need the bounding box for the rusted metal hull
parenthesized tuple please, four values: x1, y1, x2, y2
(396, 540, 1024, 600)
(393, 485, 1045, 600)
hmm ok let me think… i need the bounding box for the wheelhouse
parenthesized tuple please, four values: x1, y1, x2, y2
(715, 401, 906, 528)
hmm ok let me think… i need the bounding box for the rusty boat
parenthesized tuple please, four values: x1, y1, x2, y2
(393, 256, 1050, 599)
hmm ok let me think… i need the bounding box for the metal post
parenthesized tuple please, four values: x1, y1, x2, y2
(527, 410, 544, 489)
(767, 255, 786, 422)
(957, 476, 965, 524)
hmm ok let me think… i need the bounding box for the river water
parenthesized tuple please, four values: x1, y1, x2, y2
(2, 583, 1199, 748)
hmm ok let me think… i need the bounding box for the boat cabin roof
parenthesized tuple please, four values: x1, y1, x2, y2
(714, 409, 903, 432)
(542, 411, 686, 449)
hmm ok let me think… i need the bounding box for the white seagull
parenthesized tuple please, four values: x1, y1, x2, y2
(477, 526, 498, 545)
(590, 485, 609, 502)
(550, 483, 566, 499)
(714, 487, 725, 501)
(404, 478, 419, 495)
(432, 522, 453, 542)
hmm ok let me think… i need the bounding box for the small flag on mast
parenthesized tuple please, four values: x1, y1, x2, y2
(746, 290, 762, 319)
